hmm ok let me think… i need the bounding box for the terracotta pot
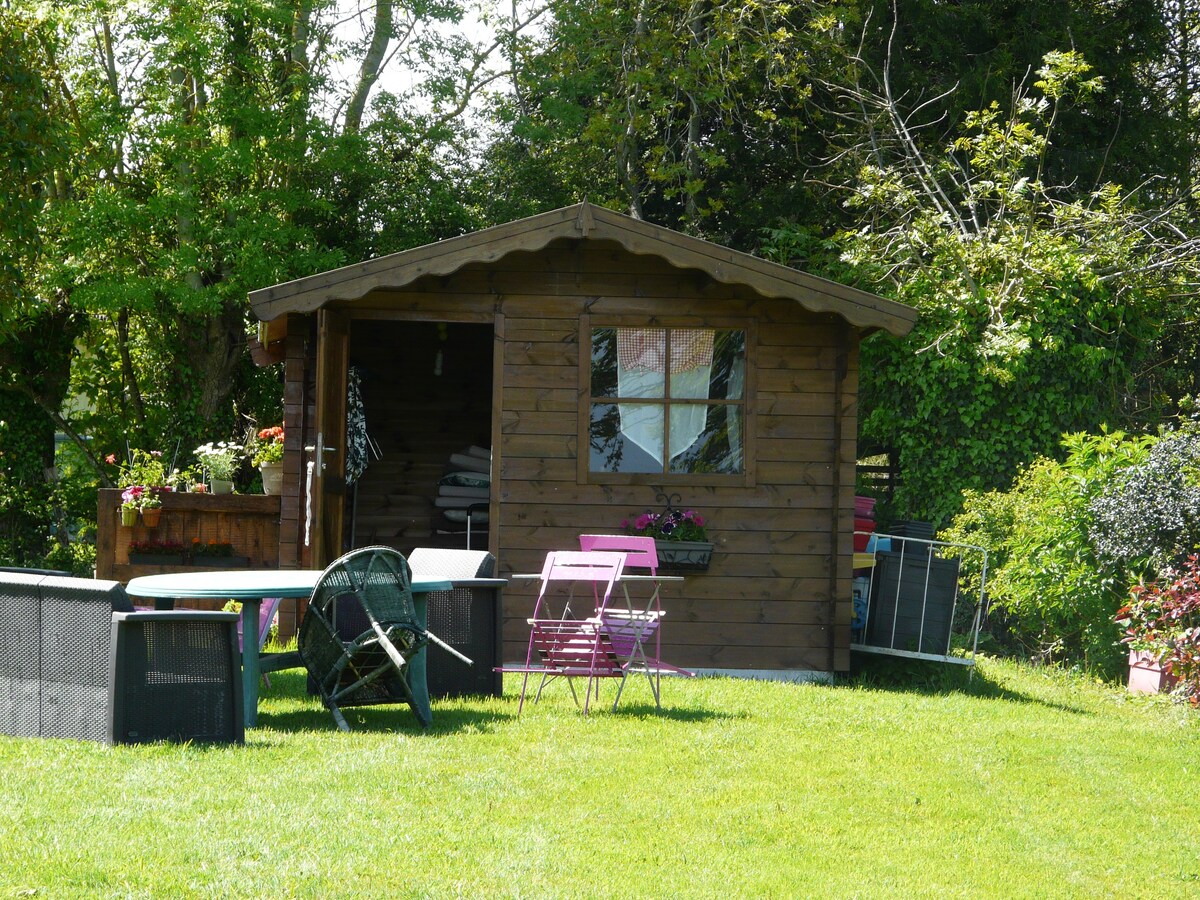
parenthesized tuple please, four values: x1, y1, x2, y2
(140, 507, 162, 528)
(1128, 649, 1179, 695)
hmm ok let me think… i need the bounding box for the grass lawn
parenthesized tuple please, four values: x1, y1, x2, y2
(1, 656, 1197, 898)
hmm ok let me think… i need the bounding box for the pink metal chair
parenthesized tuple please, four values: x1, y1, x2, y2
(513, 550, 627, 714)
(579, 534, 693, 707)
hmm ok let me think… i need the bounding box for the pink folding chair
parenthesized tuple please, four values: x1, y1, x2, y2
(514, 550, 627, 714)
(579, 534, 693, 707)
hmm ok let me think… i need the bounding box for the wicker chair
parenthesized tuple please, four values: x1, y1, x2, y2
(298, 546, 468, 731)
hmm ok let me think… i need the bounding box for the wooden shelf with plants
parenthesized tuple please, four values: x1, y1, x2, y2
(96, 488, 281, 607)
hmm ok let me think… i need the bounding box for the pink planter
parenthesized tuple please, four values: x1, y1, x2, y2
(1127, 649, 1178, 695)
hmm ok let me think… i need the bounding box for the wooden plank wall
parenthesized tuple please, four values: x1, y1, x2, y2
(336, 238, 860, 674)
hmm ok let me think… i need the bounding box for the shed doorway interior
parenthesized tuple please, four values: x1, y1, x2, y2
(344, 320, 494, 554)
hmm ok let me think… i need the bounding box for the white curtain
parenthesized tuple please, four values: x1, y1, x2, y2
(616, 329, 714, 465)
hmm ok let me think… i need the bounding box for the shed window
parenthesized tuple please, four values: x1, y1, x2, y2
(588, 327, 745, 475)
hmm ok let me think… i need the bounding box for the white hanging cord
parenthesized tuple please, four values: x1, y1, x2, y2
(304, 459, 315, 547)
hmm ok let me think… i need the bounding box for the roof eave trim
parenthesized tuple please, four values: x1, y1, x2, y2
(249, 202, 917, 337)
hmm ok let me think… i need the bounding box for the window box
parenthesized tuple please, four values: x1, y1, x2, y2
(654, 540, 714, 572)
(129, 554, 186, 567)
(190, 555, 251, 568)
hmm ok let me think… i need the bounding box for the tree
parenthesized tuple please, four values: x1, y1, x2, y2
(850, 0, 1176, 203)
(767, 46, 1200, 526)
(0, 11, 90, 562)
(1, 0, 530, 565)
(500, 0, 849, 244)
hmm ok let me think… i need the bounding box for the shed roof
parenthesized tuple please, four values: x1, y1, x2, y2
(248, 202, 917, 336)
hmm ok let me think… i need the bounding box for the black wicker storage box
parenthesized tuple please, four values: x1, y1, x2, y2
(410, 548, 503, 698)
(109, 611, 244, 745)
(0, 571, 243, 744)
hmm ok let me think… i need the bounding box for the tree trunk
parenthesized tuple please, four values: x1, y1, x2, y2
(344, 0, 394, 133)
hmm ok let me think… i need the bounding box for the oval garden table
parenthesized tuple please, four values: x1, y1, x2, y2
(126, 569, 452, 729)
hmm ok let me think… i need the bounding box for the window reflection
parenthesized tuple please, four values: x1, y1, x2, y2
(589, 327, 746, 476)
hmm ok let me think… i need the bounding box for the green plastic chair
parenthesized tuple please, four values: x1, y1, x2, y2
(298, 546, 443, 730)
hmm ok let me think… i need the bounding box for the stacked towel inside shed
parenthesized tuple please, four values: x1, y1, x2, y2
(435, 446, 491, 547)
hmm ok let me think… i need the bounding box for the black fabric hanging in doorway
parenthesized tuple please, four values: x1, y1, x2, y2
(345, 366, 373, 486)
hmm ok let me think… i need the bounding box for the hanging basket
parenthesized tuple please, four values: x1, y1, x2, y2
(140, 507, 162, 528)
(120, 507, 138, 527)
(654, 540, 714, 572)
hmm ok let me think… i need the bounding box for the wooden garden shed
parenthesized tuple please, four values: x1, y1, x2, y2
(248, 202, 916, 676)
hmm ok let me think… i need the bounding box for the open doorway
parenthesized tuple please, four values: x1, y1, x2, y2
(345, 320, 494, 552)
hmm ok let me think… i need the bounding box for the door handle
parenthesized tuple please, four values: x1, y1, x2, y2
(305, 434, 338, 471)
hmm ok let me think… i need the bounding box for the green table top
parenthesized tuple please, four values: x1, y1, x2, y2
(127, 569, 452, 600)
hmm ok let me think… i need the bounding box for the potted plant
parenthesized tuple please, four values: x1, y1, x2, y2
(128, 539, 186, 566)
(166, 465, 198, 493)
(251, 425, 285, 495)
(113, 448, 171, 492)
(624, 493, 713, 572)
(139, 490, 163, 527)
(113, 449, 173, 524)
(194, 441, 243, 494)
(119, 486, 142, 527)
(189, 539, 249, 568)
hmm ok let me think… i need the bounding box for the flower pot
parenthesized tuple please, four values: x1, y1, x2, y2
(259, 462, 283, 496)
(190, 483, 207, 493)
(120, 507, 138, 527)
(1128, 649, 1179, 695)
(189, 555, 250, 568)
(140, 507, 162, 528)
(209, 478, 234, 495)
(129, 553, 186, 566)
(653, 539, 714, 572)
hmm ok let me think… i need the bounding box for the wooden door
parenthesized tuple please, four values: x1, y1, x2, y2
(310, 309, 349, 567)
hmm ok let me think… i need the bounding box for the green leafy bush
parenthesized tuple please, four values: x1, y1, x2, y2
(942, 429, 1153, 678)
(1089, 423, 1200, 576)
(40, 529, 96, 577)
